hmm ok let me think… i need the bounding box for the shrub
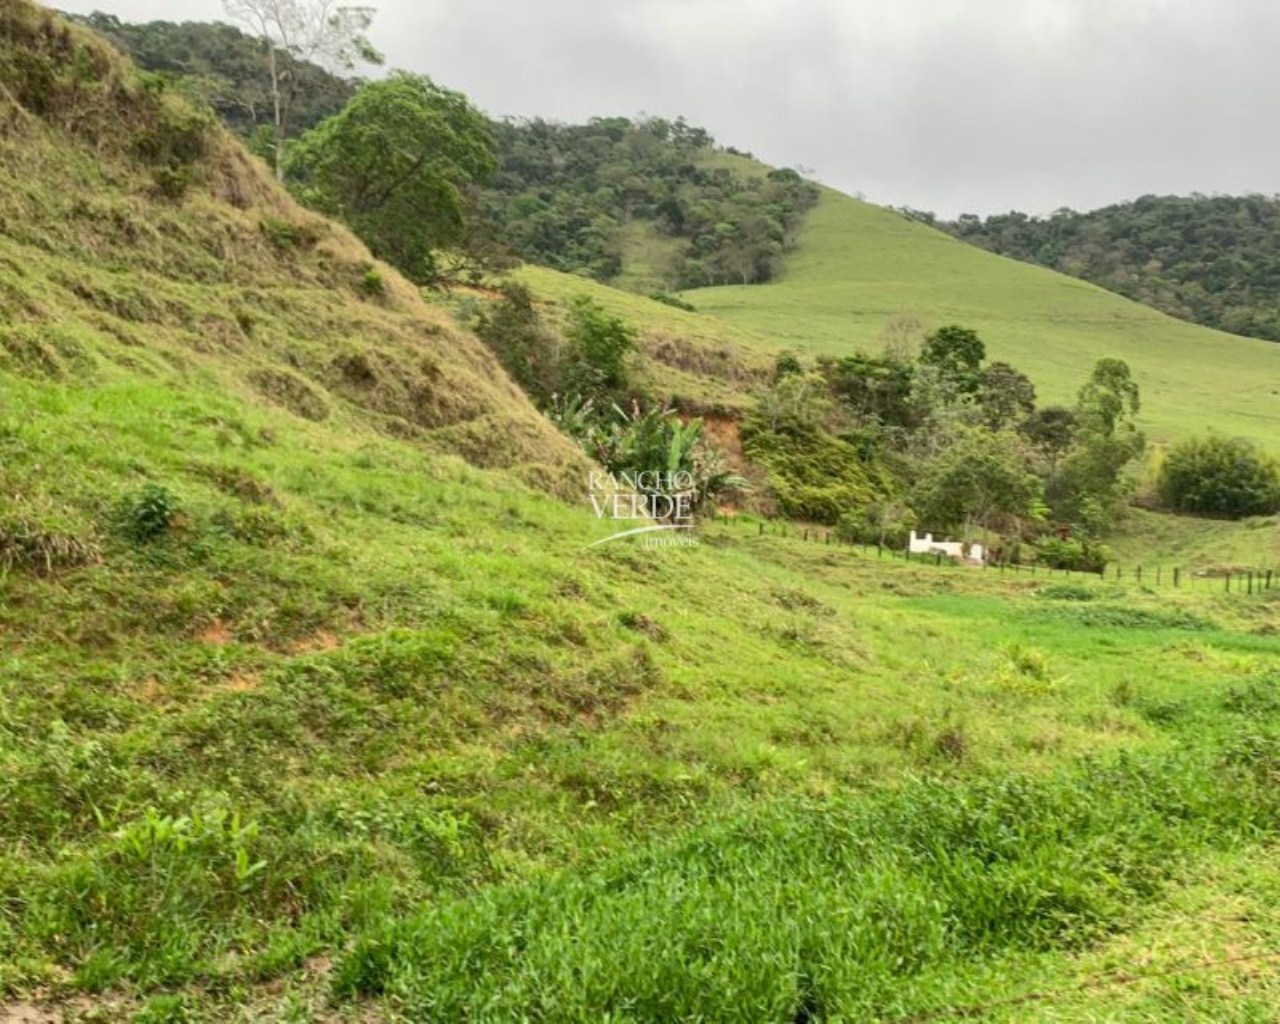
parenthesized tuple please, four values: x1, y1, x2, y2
(1157, 435, 1280, 518)
(561, 295, 636, 398)
(473, 282, 559, 403)
(648, 291, 696, 312)
(259, 216, 324, 253)
(835, 499, 915, 547)
(150, 165, 195, 201)
(742, 420, 887, 525)
(557, 402, 747, 517)
(359, 267, 386, 298)
(115, 483, 181, 543)
(1034, 536, 1111, 574)
(773, 350, 804, 380)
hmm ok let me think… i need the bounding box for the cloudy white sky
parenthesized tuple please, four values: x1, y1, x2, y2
(54, 0, 1280, 216)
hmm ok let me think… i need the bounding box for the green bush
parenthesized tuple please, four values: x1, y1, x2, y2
(1034, 536, 1111, 574)
(115, 483, 181, 543)
(648, 291, 696, 312)
(259, 216, 324, 253)
(473, 282, 559, 403)
(358, 267, 386, 298)
(561, 295, 636, 398)
(555, 402, 747, 517)
(742, 420, 887, 525)
(1157, 435, 1280, 518)
(835, 499, 915, 547)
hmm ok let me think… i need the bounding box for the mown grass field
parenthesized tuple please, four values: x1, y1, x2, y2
(684, 188, 1280, 448)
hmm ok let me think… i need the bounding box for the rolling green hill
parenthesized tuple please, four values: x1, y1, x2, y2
(684, 188, 1280, 446)
(940, 195, 1280, 342)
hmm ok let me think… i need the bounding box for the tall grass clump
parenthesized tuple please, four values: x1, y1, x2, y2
(334, 748, 1278, 1021)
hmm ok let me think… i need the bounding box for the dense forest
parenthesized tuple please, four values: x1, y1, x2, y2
(63, 12, 358, 144)
(481, 118, 819, 288)
(928, 195, 1280, 342)
(71, 12, 817, 292)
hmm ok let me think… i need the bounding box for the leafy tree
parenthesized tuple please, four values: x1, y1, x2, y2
(222, 0, 381, 178)
(68, 13, 357, 141)
(287, 73, 496, 284)
(480, 116, 818, 289)
(1157, 436, 1280, 518)
(836, 497, 917, 547)
(1075, 356, 1141, 437)
(919, 325, 985, 399)
(1048, 358, 1144, 532)
(472, 282, 559, 404)
(755, 371, 832, 434)
(819, 354, 915, 429)
(912, 426, 1042, 537)
(977, 361, 1036, 429)
(878, 311, 927, 363)
(561, 296, 637, 399)
(1020, 405, 1077, 469)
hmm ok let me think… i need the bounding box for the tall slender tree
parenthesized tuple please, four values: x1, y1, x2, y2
(221, 0, 381, 179)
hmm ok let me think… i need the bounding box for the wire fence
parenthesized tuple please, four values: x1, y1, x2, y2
(728, 517, 1279, 595)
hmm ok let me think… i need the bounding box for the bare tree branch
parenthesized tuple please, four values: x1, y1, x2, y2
(221, 0, 382, 179)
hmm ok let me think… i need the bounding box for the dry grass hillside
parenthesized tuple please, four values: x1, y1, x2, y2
(0, 0, 587, 495)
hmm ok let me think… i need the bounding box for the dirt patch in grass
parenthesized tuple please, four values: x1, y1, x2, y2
(197, 619, 233, 645)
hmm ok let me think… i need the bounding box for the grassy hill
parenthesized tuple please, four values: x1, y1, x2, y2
(941, 195, 1280, 343)
(0, 3, 587, 495)
(511, 264, 773, 413)
(5, 5, 1280, 1020)
(685, 188, 1280, 446)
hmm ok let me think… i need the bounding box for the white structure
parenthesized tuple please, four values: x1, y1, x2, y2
(909, 530, 984, 565)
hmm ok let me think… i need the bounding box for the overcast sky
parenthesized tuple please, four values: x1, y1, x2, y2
(54, 0, 1280, 216)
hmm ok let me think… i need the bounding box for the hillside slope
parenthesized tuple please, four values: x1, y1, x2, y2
(941, 195, 1280, 342)
(0, 0, 586, 495)
(685, 188, 1280, 446)
(513, 263, 773, 413)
